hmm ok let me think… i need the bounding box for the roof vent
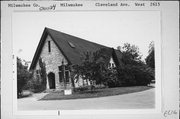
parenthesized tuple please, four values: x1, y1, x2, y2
(68, 41, 75, 48)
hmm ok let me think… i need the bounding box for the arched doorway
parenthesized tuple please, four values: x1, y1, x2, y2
(48, 72, 55, 89)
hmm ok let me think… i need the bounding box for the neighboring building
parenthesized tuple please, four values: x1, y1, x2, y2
(29, 27, 123, 90)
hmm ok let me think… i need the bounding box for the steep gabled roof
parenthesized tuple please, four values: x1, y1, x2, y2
(30, 27, 122, 70)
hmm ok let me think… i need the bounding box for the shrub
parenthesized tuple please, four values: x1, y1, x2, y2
(38, 58, 47, 91)
(27, 77, 45, 93)
(116, 66, 135, 86)
(74, 86, 89, 92)
(106, 69, 122, 88)
(106, 79, 116, 88)
(134, 66, 154, 85)
(105, 65, 154, 88)
(17, 57, 31, 98)
(27, 58, 47, 93)
(26, 75, 44, 93)
(117, 65, 154, 86)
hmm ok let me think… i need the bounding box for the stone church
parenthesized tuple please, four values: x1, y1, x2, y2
(29, 27, 123, 90)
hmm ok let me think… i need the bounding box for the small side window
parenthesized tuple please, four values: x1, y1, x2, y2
(48, 41, 51, 52)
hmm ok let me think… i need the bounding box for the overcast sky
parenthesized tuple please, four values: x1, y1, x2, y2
(13, 11, 160, 63)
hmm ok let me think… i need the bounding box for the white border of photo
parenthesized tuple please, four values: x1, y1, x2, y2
(1, 1, 179, 119)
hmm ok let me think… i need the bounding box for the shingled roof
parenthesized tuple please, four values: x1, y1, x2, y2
(30, 27, 123, 70)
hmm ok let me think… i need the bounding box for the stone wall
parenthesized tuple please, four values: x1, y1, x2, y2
(34, 35, 68, 90)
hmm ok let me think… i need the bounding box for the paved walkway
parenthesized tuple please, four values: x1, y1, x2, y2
(18, 88, 155, 110)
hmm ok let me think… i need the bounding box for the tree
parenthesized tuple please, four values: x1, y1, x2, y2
(73, 48, 110, 90)
(117, 65, 154, 86)
(145, 41, 155, 69)
(114, 43, 154, 86)
(120, 43, 143, 66)
(38, 57, 47, 91)
(27, 58, 47, 93)
(17, 57, 31, 98)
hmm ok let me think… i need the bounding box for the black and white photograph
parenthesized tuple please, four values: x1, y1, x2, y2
(1, 1, 179, 119)
(13, 11, 159, 111)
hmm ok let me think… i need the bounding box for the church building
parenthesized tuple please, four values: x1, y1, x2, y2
(29, 27, 123, 90)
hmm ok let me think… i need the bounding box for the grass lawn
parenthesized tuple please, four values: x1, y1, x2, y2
(40, 86, 154, 101)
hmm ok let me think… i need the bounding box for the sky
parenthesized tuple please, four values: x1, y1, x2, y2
(13, 11, 160, 63)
